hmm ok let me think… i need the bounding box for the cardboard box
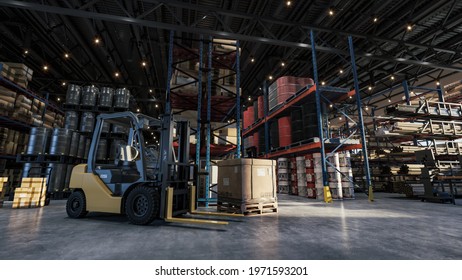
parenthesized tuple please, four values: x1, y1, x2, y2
(217, 158, 277, 204)
(217, 136, 237, 145)
(217, 127, 237, 136)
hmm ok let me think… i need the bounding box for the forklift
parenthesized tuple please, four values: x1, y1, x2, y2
(66, 111, 239, 225)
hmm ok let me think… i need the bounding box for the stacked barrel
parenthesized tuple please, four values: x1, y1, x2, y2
(296, 156, 307, 197)
(277, 158, 290, 194)
(305, 154, 316, 198)
(289, 157, 297, 195)
(313, 153, 324, 200)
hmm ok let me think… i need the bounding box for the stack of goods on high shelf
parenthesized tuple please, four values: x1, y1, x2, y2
(268, 76, 314, 112)
(213, 127, 237, 145)
(0, 86, 15, 113)
(443, 79, 462, 102)
(277, 158, 290, 194)
(313, 153, 324, 200)
(289, 157, 297, 195)
(338, 151, 354, 198)
(0, 62, 33, 88)
(0, 128, 29, 155)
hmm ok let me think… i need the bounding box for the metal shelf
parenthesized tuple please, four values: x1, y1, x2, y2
(242, 85, 354, 137)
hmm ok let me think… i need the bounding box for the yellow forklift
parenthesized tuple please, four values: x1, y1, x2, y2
(66, 112, 238, 225)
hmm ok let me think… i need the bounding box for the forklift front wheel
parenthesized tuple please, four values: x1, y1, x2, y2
(125, 186, 159, 225)
(66, 191, 88, 218)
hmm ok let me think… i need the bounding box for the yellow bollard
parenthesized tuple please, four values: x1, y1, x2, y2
(368, 186, 374, 202)
(323, 186, 332, 203)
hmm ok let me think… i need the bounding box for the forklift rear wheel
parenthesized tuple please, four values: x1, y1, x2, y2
(125, 186, 160, 225)
(66, 191, 88, 218)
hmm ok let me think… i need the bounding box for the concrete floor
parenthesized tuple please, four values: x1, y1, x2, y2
(0, 193, 461, 260)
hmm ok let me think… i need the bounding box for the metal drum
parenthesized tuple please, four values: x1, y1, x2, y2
(110, 139, 127, 160)
(47, 163, 67, 192)
(96, 138, 108, 161)
(64, 111, 79, 130)
(69, 131, 80, 157)
(80, 112, 95, 132)
(98, 87, 114, 107)
(49, 128, 73, 155)
(66, 84, 81, 105)
(22, 163, 44, 178)
(77, 135, 87, 158)
(102, 121, 111, 133)
(81, 85, 99, 106)
(114, 88, 130, 108)
(26, 127, 50, 154)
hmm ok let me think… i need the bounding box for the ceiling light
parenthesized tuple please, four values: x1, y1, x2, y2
(24, 50, 29, 55)
(248, 97, 252, 101)
(115, 72, 120, 77)
(228, 120, 231, 123)
(321, 81, 325, 85)
(410, 91, 414, 95)
(94, 37, 100, 44)
(390, 75, 395, 80)
(136, 108, 140, 112)
(259, 87, 262, 90)
(286, 1, 292, 6)
(329, 9, 334, 16)
(154, 136, 156, 139)
(155, 104, 158, 108)
(368, 86, 372, 91)
(388, 99, 391, 103)
(149, 89, 153, 93)
(57, 97, 61, 101)
(436, 81, 440, 86)
(349, 96, 353, 99)
(145, 141, 148, 144)
(43, 65, 48, 71)
(62, 82, 66, 86)
(250, 57, 255, 63)
(407, 24, 413, 31)
(329, 104, 333, 108)
(269, 75, 273, 80)
(373, 17, 378, 23)
(365, 106, 369, 111)
(151, 132, 154, 135)
(338, 117, 342, 120)
(339, 69, 343, 74)
(141, 61, 147, 67)
(281, 62, 285, 67)
(64, 53, 69, 59)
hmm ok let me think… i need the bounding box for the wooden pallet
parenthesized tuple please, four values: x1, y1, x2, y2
(217, 200, 278, 215)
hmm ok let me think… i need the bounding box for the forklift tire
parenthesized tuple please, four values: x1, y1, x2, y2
(125, 186, 160, 225)
(66, 191, 88, 218)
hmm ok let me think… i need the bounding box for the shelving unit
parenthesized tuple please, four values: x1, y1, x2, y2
(165, 31, 241, 207)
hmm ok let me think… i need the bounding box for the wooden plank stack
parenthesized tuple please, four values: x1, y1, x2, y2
(12, 178, 47, 208)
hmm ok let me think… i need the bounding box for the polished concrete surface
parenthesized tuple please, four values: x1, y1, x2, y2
(0, 193, 461, 260)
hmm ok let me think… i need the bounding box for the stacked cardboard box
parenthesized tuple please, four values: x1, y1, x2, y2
(2, 62, 34, 88)
(0, 177, 8, 208)
(214, 127, 237, 145)
(12, 178, 47, 208)
(0, 86, 16, 113)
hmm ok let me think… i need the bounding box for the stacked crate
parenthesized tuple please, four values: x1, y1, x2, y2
(296, 156, 307, 197)
(305, 154, 316, 198)
(12, 178, 47, 208)
(0, 128, 29, 155)
(277, 158, 290, 194)
(289, 157, 297, 195)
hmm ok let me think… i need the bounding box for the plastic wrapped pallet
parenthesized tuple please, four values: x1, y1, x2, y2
(217, 158, 277, 214)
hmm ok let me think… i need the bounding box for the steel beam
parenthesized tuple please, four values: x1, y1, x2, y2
(2, 1, 461, 72)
